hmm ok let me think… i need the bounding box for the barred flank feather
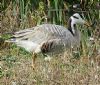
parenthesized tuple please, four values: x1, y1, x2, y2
(41, 41, 53, 53)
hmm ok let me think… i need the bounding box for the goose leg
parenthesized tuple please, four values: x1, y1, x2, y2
(32, 52, 37, 70)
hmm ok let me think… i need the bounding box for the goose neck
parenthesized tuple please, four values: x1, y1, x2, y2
(68, 19, 76, 36)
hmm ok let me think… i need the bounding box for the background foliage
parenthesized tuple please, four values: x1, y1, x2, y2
(1, 0, 100, 31)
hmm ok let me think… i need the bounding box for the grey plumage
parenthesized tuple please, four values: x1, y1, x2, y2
(6, 13, 89, 69)
(9, 24, 80, 53)
(6, 13, 87, 54)
(6, 13, 89, 53)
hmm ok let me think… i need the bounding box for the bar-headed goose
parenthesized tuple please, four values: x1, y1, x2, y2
(6, 13, 90, 69)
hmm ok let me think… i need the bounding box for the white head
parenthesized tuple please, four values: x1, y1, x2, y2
(71, 13, 85, 25)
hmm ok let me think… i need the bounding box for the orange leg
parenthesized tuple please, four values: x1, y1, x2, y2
(32, 52, 37, 70)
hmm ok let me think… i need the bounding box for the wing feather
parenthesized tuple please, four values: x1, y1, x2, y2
(11, 24, 73, 44)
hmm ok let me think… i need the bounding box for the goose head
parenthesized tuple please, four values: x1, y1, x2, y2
(68, 13, 90, 35)
(71, 13, 90, 26)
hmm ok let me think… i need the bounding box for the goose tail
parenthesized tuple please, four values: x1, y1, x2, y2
(5, 28, 34, 43)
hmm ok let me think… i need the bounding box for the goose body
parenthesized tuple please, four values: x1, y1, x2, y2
(6, 13, 89, 69)
(12, 24, 80, 53)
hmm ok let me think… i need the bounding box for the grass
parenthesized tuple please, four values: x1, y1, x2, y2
(0, 0, 100, 85)
(0, 48, 100, 85)
(0, 35, 100, 85)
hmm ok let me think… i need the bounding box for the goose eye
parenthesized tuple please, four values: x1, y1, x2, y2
(73, 16, 79, 19)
